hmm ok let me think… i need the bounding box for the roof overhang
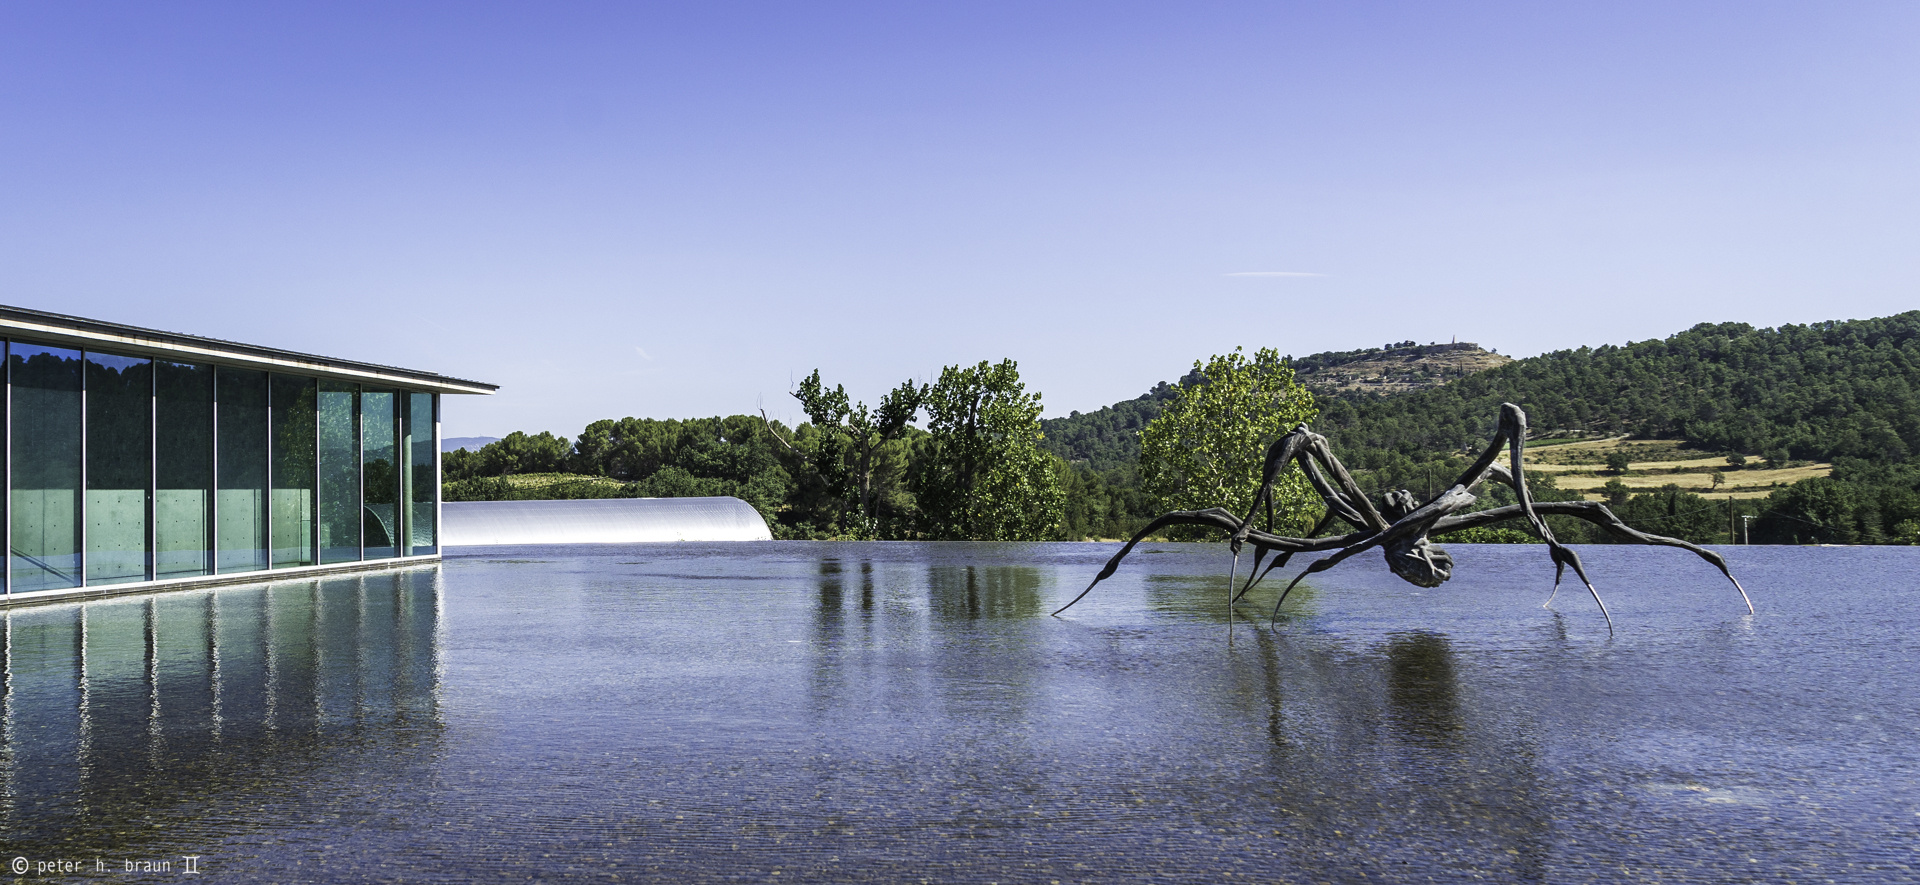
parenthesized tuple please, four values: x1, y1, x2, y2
(0, 304, 497, 395)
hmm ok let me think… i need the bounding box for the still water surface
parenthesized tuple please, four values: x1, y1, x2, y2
(0, 542, 1915, 883)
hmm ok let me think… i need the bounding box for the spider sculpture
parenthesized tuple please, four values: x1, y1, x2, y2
(1053, 403, 1754, 635)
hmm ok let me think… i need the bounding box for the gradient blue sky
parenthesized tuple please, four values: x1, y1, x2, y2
(3, 2, 1915, 438)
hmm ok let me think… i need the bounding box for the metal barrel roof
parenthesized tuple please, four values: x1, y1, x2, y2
(441, 497, 774, 545)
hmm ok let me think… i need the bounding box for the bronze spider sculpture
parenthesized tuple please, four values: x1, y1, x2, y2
(1053, 403, 1754, 635)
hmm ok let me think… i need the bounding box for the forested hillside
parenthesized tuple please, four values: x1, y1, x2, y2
(1316, 314, 1920, 466)
(1039, 378, 1184, 472)
(1039, 311, 1920, 545)
(1045, 312, 1920, 474)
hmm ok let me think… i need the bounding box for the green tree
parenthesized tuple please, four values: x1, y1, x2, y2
(775, 370, 926, 538)
(1138, 347, 1320, 538)
(1614, 484, 1727, 545)
(445, 430, 573, 478)
(913, 359, 1063, 540)
(1605, 451, 1631, 474)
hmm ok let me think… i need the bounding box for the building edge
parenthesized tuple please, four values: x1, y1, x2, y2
(0, 554, 443, 610)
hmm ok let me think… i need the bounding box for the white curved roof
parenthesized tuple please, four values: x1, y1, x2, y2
(441, 497, 773, 546)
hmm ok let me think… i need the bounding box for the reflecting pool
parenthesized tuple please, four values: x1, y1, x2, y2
(1, 543, 1916, 883)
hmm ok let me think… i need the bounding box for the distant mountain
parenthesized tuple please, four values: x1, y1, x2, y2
(1316, 313, 1920, 465)
(1047, 313, 1920, 478)
(1293, 341, 1511, 397)
(443, 436, 500, 453)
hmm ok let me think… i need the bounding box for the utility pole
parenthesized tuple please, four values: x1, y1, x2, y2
(1741, 515, 1753, 545)
(1728, 496, 1736, 545)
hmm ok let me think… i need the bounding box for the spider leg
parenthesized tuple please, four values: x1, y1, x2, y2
(1226, 548, 1239, 645)
(1435, 499, 1755, 616)
(1271, 571, 1309, 625)
(1235, 427, 1387, 553)
(1298, 433, 1390, 530)
(1054, 507, 1238, 615)
(1234, 428, 1314, 555)
(1235, 506, 1336, 604)
(1549, 543, 1613, 634)
(1298, 458, 1370, 531)
(1236, 550, 1292, 603)
(1232, 546, 1271, 603)
(1462, 404, 1614, 625)
(1054, 509, 1358, 616)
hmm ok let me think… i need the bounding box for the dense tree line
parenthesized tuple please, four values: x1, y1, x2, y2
(445, 360, 1071, 541)
(443, 416, 797, 522)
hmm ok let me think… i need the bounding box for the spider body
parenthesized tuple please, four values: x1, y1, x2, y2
(1053, 403, 1753, 634)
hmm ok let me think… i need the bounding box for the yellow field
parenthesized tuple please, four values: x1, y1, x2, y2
(1550, 466, 1827, 500)
(1510, 435, 1827, 501)
(1530, 454, 1751, 473)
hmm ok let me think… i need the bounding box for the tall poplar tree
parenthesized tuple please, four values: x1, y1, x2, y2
(914, 359, 1064, 541)
(1139, 347, 1320, 537)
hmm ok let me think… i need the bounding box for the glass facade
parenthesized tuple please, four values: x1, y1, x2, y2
(156, 361, 214, 578)
(362, 390, 398, 559)
(216, 368, 270, 574)
(11, 344, 84, 592)
(85, 352, 152, 585)
(318, 381, 359, 565)
(271, 375, 317, 568)
(405, 391, 437, 555)
(0, 336, 442, 596)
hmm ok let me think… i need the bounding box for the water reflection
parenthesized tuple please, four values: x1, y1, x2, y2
(1143, 571, 1323, 623)
(0, 569, 442, 854)
(1223, 623, 1553, 881)
(928, 564, 1044, 622)
(0, 543, 1891, 880)
(1384, 632, 1462, 748)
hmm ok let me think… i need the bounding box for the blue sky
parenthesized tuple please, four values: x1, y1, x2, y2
(3, 2, 1915, 438)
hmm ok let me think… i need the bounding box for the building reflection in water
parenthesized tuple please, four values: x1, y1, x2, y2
(0, 567, 442, 852)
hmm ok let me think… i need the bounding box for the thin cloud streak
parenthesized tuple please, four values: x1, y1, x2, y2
(1225, 271, 1327, 277)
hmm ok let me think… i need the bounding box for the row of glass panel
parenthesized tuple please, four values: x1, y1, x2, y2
(7, 340, 438, 594)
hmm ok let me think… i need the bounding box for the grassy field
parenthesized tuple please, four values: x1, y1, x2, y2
(1517, 436, 1828, 501)
(491, 472, 628, 490)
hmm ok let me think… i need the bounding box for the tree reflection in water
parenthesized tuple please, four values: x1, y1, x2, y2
(1385, 632, 1463, 748)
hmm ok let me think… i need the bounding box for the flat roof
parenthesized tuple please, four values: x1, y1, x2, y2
(0, 304, 496, 395)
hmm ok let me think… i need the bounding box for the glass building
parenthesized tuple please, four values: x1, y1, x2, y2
(0, 305, 494, 603)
